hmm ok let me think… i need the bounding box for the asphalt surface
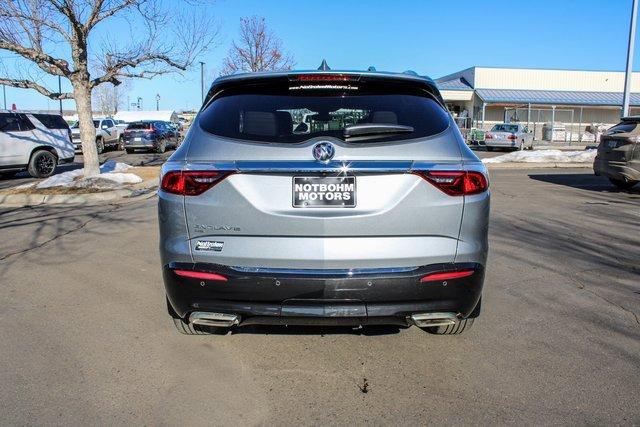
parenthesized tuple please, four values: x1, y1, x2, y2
(1, 169, 638, 425)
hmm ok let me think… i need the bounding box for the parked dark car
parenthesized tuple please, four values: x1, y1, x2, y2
(122, 121, 179, 154)
(593, 117, 640, 189)
(159, 121, 181, 143)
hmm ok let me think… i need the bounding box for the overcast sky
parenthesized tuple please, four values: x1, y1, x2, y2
(2, 0, 638, 111)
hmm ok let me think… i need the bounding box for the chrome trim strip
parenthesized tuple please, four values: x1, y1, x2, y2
(235, 160, 414, 173)
(182, 160, 469, 173)
(229, 265, 419, 276)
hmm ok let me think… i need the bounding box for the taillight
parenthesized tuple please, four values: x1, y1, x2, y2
(161, 170, 233, 196)
(485, 133, 493, 139)
(507, 134, 517, 140)
(173, 269, 227, 281)
(420, 269, 474, 282)
(413, 171, 488, 196)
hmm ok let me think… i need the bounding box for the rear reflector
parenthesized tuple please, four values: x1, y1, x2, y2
(413, 171, 488, 196)
(173, 269, 228, 281)
(161, 170, 233, 196)
(420, 270, 475, 282)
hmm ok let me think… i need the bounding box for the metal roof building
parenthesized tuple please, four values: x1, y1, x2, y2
(435, 66, 640, 142)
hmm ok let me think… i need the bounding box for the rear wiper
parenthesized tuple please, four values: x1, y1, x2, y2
(343, 123, 414, 140)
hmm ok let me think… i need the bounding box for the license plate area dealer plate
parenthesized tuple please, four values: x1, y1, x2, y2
(293, 176, 356, 208)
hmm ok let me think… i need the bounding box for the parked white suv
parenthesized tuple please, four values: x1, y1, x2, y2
(71, 117, 123, 153)
(0, 111, 75, 178)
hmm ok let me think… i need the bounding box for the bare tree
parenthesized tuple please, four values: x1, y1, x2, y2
(93, 78, 130, 115)
(221, 16, 294, 75)
(0, 0, 219, 177)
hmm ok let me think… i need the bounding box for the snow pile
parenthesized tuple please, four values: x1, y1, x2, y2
(35, 161, 142, 189)
(482, 149, 597, 164)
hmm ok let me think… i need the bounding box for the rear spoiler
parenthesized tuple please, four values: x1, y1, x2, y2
(202, 71, 445, 110)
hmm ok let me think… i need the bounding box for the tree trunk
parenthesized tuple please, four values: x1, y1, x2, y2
(73, 81, 100, 177)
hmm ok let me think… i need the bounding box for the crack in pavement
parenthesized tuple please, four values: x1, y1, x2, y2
(569, 276, 640, 326)
(0, 203, 125, 262)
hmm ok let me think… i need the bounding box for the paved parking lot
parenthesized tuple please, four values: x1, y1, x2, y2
(0, 168, 638, 424)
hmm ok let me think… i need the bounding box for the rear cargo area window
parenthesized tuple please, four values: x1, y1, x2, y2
(32, 114, 69, 130)
(199, 83, 450, 143)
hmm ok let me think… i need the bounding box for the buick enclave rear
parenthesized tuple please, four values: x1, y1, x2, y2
(158, 69, 490, 335)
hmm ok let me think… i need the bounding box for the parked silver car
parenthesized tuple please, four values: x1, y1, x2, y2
(158, 68, 490, 335)
(485, 123, 534, 151)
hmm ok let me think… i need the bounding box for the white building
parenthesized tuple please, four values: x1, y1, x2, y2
(436, 66, 640, 141)
(113, 110, 178, 123)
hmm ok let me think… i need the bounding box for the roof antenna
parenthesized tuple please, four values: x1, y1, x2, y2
(367, 66, 376, 72)
(318, 59, 331, 71)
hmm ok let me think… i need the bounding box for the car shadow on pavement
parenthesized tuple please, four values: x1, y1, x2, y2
(528, 173, 640, 195)
(228, 324, 406, 336)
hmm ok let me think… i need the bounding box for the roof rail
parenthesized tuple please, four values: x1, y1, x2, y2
(403, 70, 418, 76)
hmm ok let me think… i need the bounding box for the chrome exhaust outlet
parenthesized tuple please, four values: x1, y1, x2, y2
(189, 312, 240, 328)
(410, 312, 458, 328)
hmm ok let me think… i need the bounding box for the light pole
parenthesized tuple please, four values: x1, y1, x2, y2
(2, 84, 6, 110)
(58, 76, 63, 115)
(622, 0, 638, 117)
(137, 97, 143, 110)
(199, 61, 205, 104)
(156, 94, 160, 111)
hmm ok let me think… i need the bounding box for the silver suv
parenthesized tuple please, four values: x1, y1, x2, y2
(159, 69, 490, 335)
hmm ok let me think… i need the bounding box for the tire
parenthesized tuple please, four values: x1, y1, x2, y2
(96, 138, 104, 154)
(609, 177, 638, 190)
(486, 146, 494, 152)
(423, 318, 475, 335)
(125, 148, 134, 154)
(166, 298, 227, 335)
(27, 150, 57, 178)
(156, 140, 166, 154)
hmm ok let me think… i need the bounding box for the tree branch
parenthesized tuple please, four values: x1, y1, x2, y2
(0, 40, 71, 76)
(0, 77, 73, 99)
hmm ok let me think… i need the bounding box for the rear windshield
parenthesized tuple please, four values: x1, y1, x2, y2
(607, 122, 637, 134)
(127, 122, 153, 130)
(491, 124, 518, 133)
(32, 114, 69, 130)
(198, 81, 449, 143)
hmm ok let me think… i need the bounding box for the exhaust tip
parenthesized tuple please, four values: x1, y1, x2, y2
(189, 312, 240, 328)
(410, 312, 458, 328)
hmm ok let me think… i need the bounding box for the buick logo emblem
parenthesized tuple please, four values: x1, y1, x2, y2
(312, 142, 335, 162)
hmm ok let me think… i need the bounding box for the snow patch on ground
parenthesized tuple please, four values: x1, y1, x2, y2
(34, 161, 141, 189)
(482, 149, 597, 164)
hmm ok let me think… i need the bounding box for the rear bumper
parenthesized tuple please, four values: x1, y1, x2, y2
(164, 262, 484, 325)
(484, 140, 518, 148)
(593, 156, 640, 181)
(124, 139, 157, 149)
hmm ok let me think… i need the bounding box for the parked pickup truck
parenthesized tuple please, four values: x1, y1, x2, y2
(71, 117, 124, 153)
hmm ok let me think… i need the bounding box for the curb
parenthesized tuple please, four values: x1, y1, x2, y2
(0, 180, 158, 207)
(484, 162, 592, 169)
